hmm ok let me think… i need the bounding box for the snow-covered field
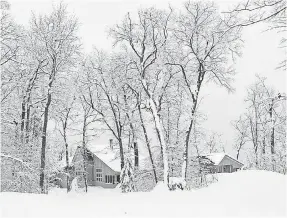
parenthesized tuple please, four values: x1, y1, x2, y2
(1, 170, 286, 217)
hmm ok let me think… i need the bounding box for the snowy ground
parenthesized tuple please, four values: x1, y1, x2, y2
(1, 170, 286, 217)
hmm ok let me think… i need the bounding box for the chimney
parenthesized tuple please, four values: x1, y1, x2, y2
(134, 142, 139, 168)
(109, 139, 113, 150)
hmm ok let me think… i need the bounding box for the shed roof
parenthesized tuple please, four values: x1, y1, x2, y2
(202, 153, 244, 166)
(204, 153, 226, 165)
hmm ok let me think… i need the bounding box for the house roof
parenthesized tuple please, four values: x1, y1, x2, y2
(203, 153, 244, 166)
(87, 144, 121, 172)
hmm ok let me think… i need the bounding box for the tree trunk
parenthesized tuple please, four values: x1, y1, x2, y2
(182, 103, 196, 182)
(82, 116, 88, 193)
(39, 91, 52, 194)
(236, 141, 244, 160)
(149, 98, 169, 185)
(236, 149, 240, 160)
(20, 96, 27, 144)
(118, 137, 125, 170)
(39, 62, 55, 194)
(270, 122, 275, 154)
(134, 142, 139, 168)
(65, 143, 70, 192)
(25, 104, 31, 144)
(152, 114, 164, 161)
(138, 103, 158, 183)
(141, 78, 168, 185)
(20, 99, 26, 134)
(64, 128, 70, 192)
(269, 99, 275, 171)
(181, 65, 204, 183)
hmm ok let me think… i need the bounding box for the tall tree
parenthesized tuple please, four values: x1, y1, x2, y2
(30, 4, 80, 193)
(80, 50, 129, 170)
(167, 1, 243, 183)
(235, 75, 286, 172)
(231, 116, 249, 160)
(110, 8, 173, 186)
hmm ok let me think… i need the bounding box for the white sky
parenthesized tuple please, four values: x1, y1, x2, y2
(8, 0, 286, 157)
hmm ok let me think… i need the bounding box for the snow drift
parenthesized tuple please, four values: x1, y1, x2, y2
(0, 170, 286, 217)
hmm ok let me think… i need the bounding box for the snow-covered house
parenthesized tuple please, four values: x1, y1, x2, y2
(203, 153, 244, 173)
(58, 145, 121, 189)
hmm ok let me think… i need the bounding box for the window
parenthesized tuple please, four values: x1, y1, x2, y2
(105, 175, 114, 184)
(96, 173, 102, 181)
(95, 169, 102, 181)
(117, 175, 120, 183)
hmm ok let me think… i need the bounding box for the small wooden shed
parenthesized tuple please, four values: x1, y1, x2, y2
(204, 153, 244, 173)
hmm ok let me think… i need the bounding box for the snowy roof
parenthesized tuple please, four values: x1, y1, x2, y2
(73, 143, 152, 173)
(201, 153, 243, 166)
(204, 153, 226, 165)
(87, 144, 121, 172)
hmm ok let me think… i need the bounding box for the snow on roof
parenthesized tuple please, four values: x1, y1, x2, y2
(87, 144, 121, 172)
(73, 143, 151, 172)
(204, 153, 226, 165)
(202, 153, 244, 166)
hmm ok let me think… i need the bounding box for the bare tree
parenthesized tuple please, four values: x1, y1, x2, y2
(231, 116, 249, 160)
(167, 1, 243, 183)
(125, 82, 158, 183)
(77, 94, 99, 193)
(30, 4, 80, 193)
(54, 91, 76, 192)
(109, 8, 173, 185)
(237, 75, 286, 172)
(80, 50, 129, 171)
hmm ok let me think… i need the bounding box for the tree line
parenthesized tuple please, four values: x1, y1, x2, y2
(1, 0, 286, 194)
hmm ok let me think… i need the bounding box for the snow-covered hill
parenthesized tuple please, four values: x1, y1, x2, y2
(0, 170, 286, 217)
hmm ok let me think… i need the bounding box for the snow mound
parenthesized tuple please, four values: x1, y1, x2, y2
(152, 181, 169, 192)
(0, 170, 286, 217)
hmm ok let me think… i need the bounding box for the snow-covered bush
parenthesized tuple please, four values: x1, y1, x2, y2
(120, 158, 135, 193)
(134, 169, 156, 192)
(185, 156, 218, 189)
(168, 177, 186, 190)
(70, 177, 81, 193)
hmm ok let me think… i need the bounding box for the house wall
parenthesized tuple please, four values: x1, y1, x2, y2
(217, 156, 243, 173)
(87, 154, 120, 189)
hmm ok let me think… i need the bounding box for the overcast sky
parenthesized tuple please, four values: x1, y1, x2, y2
(8, 0, 286, 157)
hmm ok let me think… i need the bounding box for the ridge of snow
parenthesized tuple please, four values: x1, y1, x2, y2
(1, 170, 285, 217)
